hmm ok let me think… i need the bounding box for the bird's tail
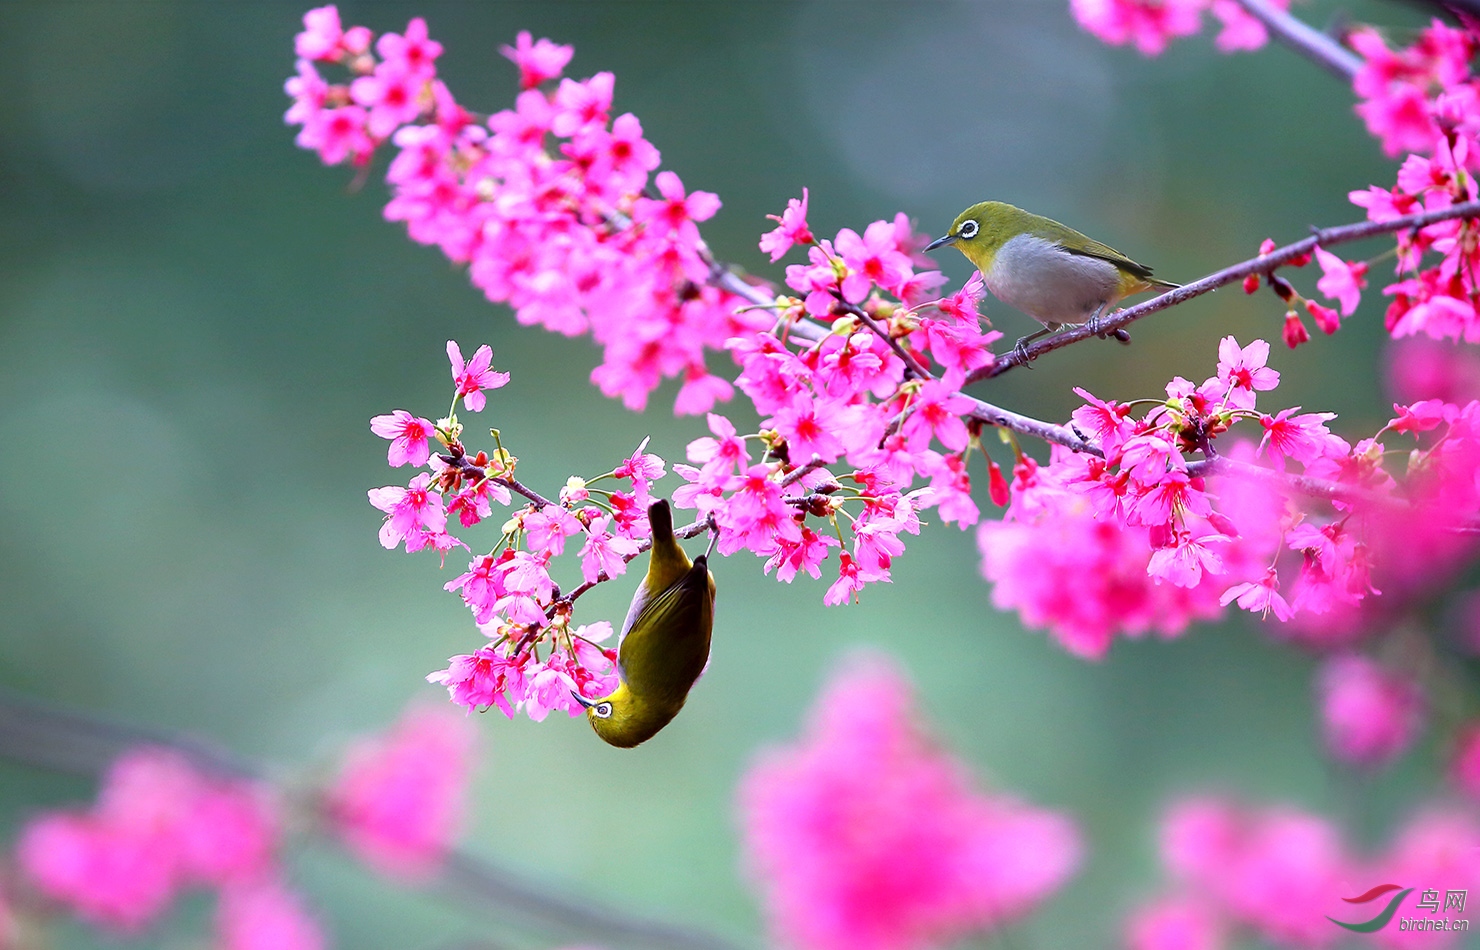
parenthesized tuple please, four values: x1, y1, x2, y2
(1149, 277, 1180, 290)
(645, 499, 692, 591)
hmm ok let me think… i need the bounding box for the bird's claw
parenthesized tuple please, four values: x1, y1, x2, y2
(1012, 339, 1035, 368)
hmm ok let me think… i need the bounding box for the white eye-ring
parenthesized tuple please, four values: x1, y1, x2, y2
(593, 702, 614, 719)
(958, 219, 979, 239)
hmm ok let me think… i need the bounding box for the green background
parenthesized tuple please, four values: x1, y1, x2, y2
(0, 2, 1457, 948)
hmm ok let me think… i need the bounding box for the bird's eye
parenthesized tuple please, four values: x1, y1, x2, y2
(957, 219, 979, 239)
(593, 702, 613, 719)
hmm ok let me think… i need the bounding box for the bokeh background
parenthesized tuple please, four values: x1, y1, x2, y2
(0, 1, 1451, 948)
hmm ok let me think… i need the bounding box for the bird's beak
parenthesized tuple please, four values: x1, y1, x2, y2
(570, 689, 595, 708)
(924, 233, 957, 252)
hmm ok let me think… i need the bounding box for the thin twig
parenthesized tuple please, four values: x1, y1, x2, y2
(780, 459, 830, 487)
(497, 475, 557, 510)
(1235, 0, 1362, 81)
(0, 690, 748, 950)
(966, 199, 1480, 382)
(836, 300, 935, 381)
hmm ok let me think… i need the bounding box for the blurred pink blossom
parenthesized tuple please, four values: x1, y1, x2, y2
(739, 656, 1080, 950)
(1316, 654, 1424, 769)
(15, 748, 279, 933)
(325, 704, 477, 879)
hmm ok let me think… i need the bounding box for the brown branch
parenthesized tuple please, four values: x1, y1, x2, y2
(0, 690, 748, 950)
(498, 474, 557, 510)
(967, 199, 1480, 382)
(1234, 0, 1362, 81)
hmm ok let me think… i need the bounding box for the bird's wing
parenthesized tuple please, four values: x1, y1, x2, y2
(616, 560, 712, 696)
(1055, 235, 1157, 280)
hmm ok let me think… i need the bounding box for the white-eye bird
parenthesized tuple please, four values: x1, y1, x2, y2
(573, 499, 715, 748)
(925, 201, 1178, 365)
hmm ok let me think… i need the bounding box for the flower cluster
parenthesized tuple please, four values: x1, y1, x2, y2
(285, 6, 765, 414)
(9, 704, 475, 948)
(739, 656, 1080, 950)
(1127, 798, 1480, 950)
(981, 335, 1480, 661)
(14, 748, 316, 946)
(1348, 21, 1480, 344)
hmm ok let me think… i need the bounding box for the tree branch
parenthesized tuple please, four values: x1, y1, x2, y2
(1234, 0, 1362, 81)
(0, 690, 748, 950)
(966, 199, 1480, 382)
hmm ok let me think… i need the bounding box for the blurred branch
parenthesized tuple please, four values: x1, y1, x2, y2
(0, 690, 749, 950)
(1235, 0, 1362, 81)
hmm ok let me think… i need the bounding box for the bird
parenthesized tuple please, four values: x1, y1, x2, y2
(572, 499, 716, 748)
(925, 201, 1179, 365)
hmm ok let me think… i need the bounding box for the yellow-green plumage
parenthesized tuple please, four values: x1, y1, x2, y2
(580, 499, 715, 748)
(925, 201, 1177, 360)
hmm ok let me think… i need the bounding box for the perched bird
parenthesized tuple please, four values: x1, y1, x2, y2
(573, 499, 716, 748)
(925, 201, 1178, 365)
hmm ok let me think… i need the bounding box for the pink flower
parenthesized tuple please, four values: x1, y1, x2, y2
(739, 656, 1081, 950)
(1304, 298, 1341, 335)
(1209, 0, 1283, 53)
(294, 5, 349, 61)
(1070, 0, 1206, 57)
(834, 220, 914, 300)
(637, 170, 721, 245)
(1258, 408, 1337, 469)
(1283, 310, 1311, 348)
(612, 437, 666, 490)
(759, 188, 814, 262)
(1316, 654, 1424, 769)
(764, 526, 839, 582)
(523, 505, 583, 556)
(216, 881, 325, 950)
(499, 32, 573, 89)
(1219, 568, 1293, 621)
(351, 60, 427, 138)
(368, 473, 447, 550)
(687, 413, 750, 476)
(900, 380, 973, 453)
(325, 704, 477, 879)
(1214, 336, 1279, 409)
(1314, 247, 1369, 317)
(447, 341, 509, 412)
(823, 552, 873, 605)
(579, 515, 641, 583)
(370, 409, 435, 467)
(376, 17, 442, 79)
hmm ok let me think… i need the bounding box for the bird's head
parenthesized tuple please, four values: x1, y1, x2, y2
(924, 201, 1022, 268)
(572, 684, 675, 749)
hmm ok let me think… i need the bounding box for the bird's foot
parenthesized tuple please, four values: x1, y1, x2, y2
(1012, 338, 1035, 368)
(1087, 313, 1105, 338)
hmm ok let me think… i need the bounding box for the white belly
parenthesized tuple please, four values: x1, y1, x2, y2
(983, 234, 1121, 330)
